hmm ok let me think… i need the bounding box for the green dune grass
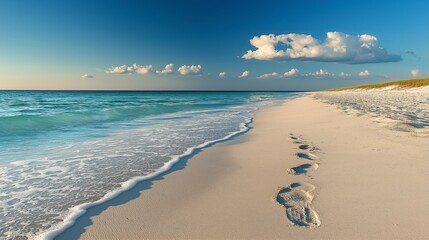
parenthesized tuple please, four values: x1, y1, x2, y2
(329, 78, 429, 91)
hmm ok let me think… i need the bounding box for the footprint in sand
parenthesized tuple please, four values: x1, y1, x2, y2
(287, 163, 319, 175)
(295, 152, 317, 161)
(289, 133, 301, 141)
(276, 182, 321, 228)
(298, 144, 318, 151)
(282, 134, 321, 226)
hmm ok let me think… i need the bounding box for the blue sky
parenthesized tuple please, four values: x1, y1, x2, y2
(0, 0, 427, 90)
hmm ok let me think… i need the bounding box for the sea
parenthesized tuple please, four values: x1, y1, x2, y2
(0, 91, 299, 239)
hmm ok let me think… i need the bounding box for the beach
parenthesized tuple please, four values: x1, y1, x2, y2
(76, 93, 429, 240)
(2, 1, 428, 239)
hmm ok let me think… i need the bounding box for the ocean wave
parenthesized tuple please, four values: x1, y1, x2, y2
(35, 118, 252, 240)
(0, 91, 295, 239)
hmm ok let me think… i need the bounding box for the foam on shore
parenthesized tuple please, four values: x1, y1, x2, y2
(36, 118, 253, 240)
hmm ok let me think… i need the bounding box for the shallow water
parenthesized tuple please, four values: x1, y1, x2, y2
(0, 91, 298, 239)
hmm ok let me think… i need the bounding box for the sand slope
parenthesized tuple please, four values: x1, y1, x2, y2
(79, 95, 429, 240)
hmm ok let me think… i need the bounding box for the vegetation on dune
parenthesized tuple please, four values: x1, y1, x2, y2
(329, 78, 429, 91)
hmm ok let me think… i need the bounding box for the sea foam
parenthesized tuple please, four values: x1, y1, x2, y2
(0, 91, 297, 239)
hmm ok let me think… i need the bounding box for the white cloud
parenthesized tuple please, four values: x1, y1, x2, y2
(304, 69, 332, 77)
(339, 72, 351, 77)
(239, 70, 249, 78)
(106, 64, 152, 75)
(242, 32, 401, 64)
(359, 70, 370, 77)
(257, 72, 278, 79)
(315, 69, 328, 76)
(411, 69, 420, 77)
(133, 64, 153, 75)
(219, 72, 226, 78)
(81, 74, 94, 79)
(283, 68, 299, 77)
(295, 69, 352, 78)
(156, 64, 174, 74)
(178, 65, 203, 75)
(106, 65, 130, 74)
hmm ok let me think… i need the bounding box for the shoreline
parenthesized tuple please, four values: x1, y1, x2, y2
(40, 115, 257, 240)
(38, 119, 247, 240)
(62, 94, 429, 239)
(48, 96, 295, 240)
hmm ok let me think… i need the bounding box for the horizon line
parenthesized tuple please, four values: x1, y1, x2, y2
(0, 89, 317, 92)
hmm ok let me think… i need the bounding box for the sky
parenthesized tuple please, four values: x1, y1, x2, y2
(0, 0, 428, 90)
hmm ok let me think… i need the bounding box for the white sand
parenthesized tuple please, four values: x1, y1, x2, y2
(79, 94, 429, 240)
(315, 88, 429, 136)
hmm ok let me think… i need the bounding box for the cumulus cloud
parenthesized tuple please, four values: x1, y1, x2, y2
(242, 32, 401, 64)
(411, 69, 420, 77)
(239, 70, 249, 78)
(339, 72, 351, 77)
(249, 68, 353, 79)
(359, 70, 370, 77)
(257, 72, 278, 79)
(106, 65, 130, 74)
(106, 64, 153, 74)
(156, 64, 174, 74)
(303, 69, 354, 78)
(81, 74, 94, 79)
(283, 68, 299, 77)
(133, 64, 153, 74)
(303, 69, 333, 77)
(178, 65, 203, 75)
(219, 72, 226, 78)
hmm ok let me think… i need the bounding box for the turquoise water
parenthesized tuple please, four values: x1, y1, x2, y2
(0, 91, 299, 239)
